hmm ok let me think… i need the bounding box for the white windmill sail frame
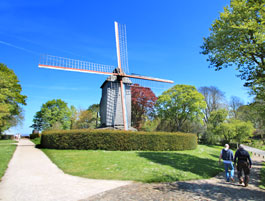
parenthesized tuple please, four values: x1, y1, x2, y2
(39, 54, 116, 75)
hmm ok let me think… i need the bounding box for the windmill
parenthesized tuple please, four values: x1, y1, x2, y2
(38, 21, 174, 130)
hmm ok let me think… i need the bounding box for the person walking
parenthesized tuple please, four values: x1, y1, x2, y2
(219, 144, 234, 182)
(234, 144, 252, 187)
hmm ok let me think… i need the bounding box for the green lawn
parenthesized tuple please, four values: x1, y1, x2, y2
(0, 140, 16, 144)
(42, 145, 223, 182)
(260, 162, 265, 189)
(0, 140, 16, 180)
(31, 137, 41, 145)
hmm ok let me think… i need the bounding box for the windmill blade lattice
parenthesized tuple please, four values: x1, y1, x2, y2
(116, 22, 129, 74)
(39, 54, 116, 75)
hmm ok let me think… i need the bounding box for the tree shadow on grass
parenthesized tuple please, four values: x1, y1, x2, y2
(137, 152, 223, 182)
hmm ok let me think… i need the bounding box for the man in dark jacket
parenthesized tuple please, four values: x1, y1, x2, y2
(234, 144, 252, 187)
(219, 144, 234, 182)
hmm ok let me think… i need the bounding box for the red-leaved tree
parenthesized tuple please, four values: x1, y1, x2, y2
(131, 84, 157, 130)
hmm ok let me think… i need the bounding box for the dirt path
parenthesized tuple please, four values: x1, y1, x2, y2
(86, 155, 265, 201)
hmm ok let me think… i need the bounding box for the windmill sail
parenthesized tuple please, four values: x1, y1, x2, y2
(38, 54, 116, 76)
(115, 22, 129, 74)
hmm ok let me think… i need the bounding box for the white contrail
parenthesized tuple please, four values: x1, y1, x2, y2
(0, 40, 38, 55)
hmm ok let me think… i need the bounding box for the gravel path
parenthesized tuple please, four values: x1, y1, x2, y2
(0, 139, 131, 201)
(85, 155, 265, 201)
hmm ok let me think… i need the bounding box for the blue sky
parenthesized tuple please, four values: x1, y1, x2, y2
(0, 0, 252, 134)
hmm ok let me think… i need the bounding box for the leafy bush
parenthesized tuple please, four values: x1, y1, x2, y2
(0, 135, 14, 140)
(41, 129, 197, 151)
(29, 134, 40, 139)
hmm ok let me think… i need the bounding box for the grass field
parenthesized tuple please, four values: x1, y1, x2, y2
(40, 144, 223, 182)
(0, 140, 16, 180)
(31, 137, 40, 145)
(260, 162, 265, 189)
(0, 140, 16, 144)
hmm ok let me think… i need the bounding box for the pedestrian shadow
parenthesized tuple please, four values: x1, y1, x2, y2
(137, 152, 223, 182)
(152, 181, 265, 201)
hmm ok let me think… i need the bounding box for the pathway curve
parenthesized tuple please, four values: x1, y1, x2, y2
(86, 156, 265, 201)
(0, 139, 131, 201)
(244, 144, 265, 158)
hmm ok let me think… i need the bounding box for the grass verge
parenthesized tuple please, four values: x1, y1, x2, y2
(41, 145, 223, 182)
(30, 138, 41, 145)
(0, 140, 16, 180)
(0, 140, 16, 144)
(260, 162, 265, 189)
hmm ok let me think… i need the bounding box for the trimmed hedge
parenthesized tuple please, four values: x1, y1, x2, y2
(41, 129, 197, 151)
(0, 135, 14, 140)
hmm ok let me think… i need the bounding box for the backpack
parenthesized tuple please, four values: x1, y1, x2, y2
(222, 149, 231, 160)
(237, 149, 249, 161)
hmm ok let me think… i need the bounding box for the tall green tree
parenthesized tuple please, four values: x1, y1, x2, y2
(201, 0, 265, 100)
(0, 63, 27, 134)
(204, 109, 229, 144)
(155, 84, 206, 132)
(31, 99, 71, 131)
(71, 104, 99, 129)
(231, 119, 254, 144)
(238, 101, 265, 139)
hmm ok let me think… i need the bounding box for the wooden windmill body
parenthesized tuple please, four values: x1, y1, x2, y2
(38, 22, 173, 130)
(100, 75, 132, 129)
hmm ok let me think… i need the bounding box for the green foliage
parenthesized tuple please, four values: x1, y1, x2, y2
(216, 122, 237, 144)
(155, 85, 206, 132)
(140, 118, 161, 132)
(42, 145, 223, 182)
(208, 109, 228, 128)
(70, 104, 99, 129)
(41, 129, 197, 151)
(204, 109, 254, 144)
(31, 99, 71, 131)
(29, 133, 40, 139)
(237, 102, 264, 139)
(70, 105, 78, 129)
(0, 63, 27, 134)
(260, 162, 265, 189)
(208, 118, 254, 144)
(230, 119, 255, 144)
(201, 0, 265, 100)
(0, 135, 14, 140)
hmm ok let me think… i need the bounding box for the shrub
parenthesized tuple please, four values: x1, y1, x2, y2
(40, 129, 197, 151)
(0, 135, 14, 140)
(29, 134, 40, 139)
